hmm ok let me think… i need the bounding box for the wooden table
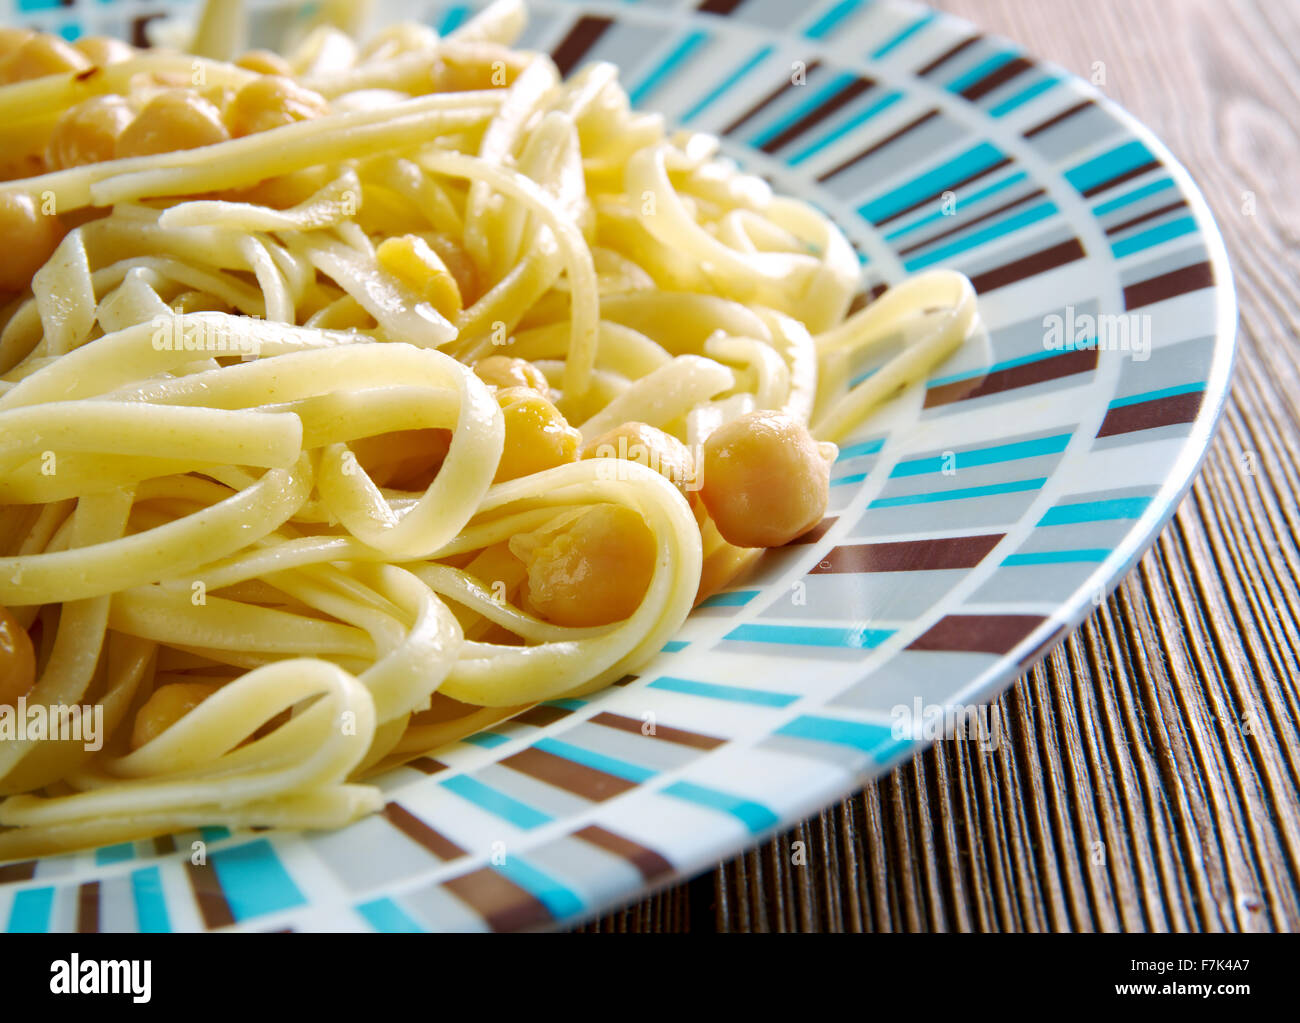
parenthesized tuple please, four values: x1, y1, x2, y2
(575, 0, 1300, 932)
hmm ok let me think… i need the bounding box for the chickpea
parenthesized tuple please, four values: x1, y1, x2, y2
(0, 33, 90, 85)
(510, 505, 657, 626)
(493, 387, 582, 483)
(115, 90, 230, 159)
(472, 355, 549, 394)
(699, 410, 833, 548)
(235, 49, 292, 76)
(349, 428, 452, 490)
(225, 75, 329, 138)
(375, 234, 462, 320)
(73, 36, 135, 66)
(582, 421, 697, 498)
(0, 190, 64, 292)
(0, 604, 36, 709)
(46, 94, 134, 170)
(130, 681, 221, 750)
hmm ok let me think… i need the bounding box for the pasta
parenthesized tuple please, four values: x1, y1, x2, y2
(0, 0, 980, 860)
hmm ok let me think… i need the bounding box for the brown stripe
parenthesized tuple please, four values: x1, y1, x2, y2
(501, 747, 638, 801)
(917, 35, 982, 76)
(407, 756, 448, 775)
(1097, 391, 1205, 438)
(897, 188, 1046, 257)
(574, 824, 674, 882)
(925, 345, 1098, 408)
(875, 157, 1013, 226)
(1081, 160, 1162, 198)
(76, 881, 100, 934)
(184, 860, 235, 930)
(698, 0, 745, 14)
(908, 613, 1046, 655)
(442, 867, 552, 932)
(783, 515, 838, 546)
(967, 238, 1086, 293)
(550, 15, 612, 77)
(152, 834, 177, 855)
(590, 711, 725, 750)
(760, 77, 874, 153)
(961, 56, 1033, 101)
(383, 802, 467, 861)
(0, 860, 37, 884)
(723, 59, 822, 136)
(610, 674, 638, 687)
(812, 534, 1004, 574)
(1105, 199, 1189, 236)
(1023, 99, 1094, 138)
(817, 108, 939, 183)
(513, 705, 574, 728)
(1016, 624, 1067, 669)
(1123, 261, 1215, 309)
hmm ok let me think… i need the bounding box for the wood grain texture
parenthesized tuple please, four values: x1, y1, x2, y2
(574, 0, 1300, 933)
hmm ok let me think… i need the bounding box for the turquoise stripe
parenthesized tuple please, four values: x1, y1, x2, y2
(1065, 139, 1155, 193)
(870, 12, 935, 58)
(805, 0, 866, 39)
(437, 5, 468, 34)
(725, 623, 894, 649)
(1003, 548, 1111, 566)
(358, 897, 424, 933)
(890, 432, 1072, 477)
(1094, 177, 1175, 217)
(629, 29, 711, 105)
(752, 71, 860, 148)
(870, 477, 1046, 508)
(789, 90, 902, 166)
(545, 698, 587, 711)
(662, 640, 689, 652)
(680, 45, 774, 123)
(988, 75, 1059, 117)
(884, 170, 1029, 241)
(663, 781, 778, 834)
(462, 731, 510, 749)
(493, 859, 585, 920)
(59, 24, 83, 41)
(927, 346, 1067, 388)
(946, 51, 1018, 94)
(1110, 215, 1198, 257)
(776, 714, 896, 754)
(648, 675, 799, 707)
(441, 775, 553, 829)
(17, 0, 61, 9)
(6, 887, 54, 933)
(837, 437, 886, 460)
(860, 142, 1005, 223)
(1038, 496, 1153, 525)
(831, 472, 868, 487)
(199, 826, 230, 842)
(95, 842, 135, 866)
(534, 737, 656, 783)
(210, 840, 306, 921)
(131, 867, 171, 933)
(697, 589, 759, 608)
(903, 200, 1058, 270)
(1109, 382, 1206, 409)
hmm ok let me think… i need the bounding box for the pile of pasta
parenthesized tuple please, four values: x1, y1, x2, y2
(0, 0, 978, 858)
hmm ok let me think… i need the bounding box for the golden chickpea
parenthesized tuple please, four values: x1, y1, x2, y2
(73, 35, 135, 66)
(235, 49, 292, 76)
(0, 32, 90, 84)
(493, 387, 581, 483)
(699, 410, 832, 548)
(582, 421, 697, 498)
(472, 355, 549, 394)
(350, 428, 452, 490)
(225, 75, 329, 138)
(376, 234, 462, 320)
(46, 93, 134, 170)
(115, 90, 229, 159)
(510, 505, 657, 626)
(130, 682, 221, 750)
(0, 604, 36, 708)
(0, 190, 64, 292)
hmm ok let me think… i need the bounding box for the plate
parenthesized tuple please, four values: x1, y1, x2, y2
(0, 0, 1235, 932)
